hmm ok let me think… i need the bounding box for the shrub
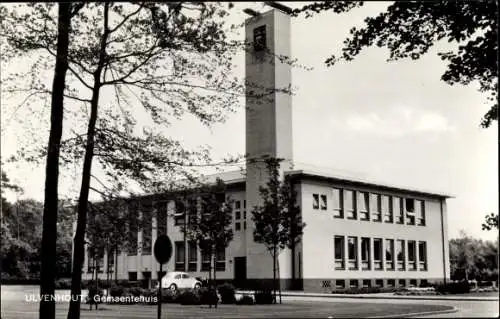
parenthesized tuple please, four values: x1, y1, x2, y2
(54, 278, 72, 290)
(236, 295, 254, 305)
(109, 284, 125, 297)
(435, 281, 470, 295)
(86, 284, 102, 304)
(199, 287, 219, 305)
(177, 289, 201, 305)
(126, 287, 147, 297)
(217, 283, 236, 304)
(254, 290, 274, 304)
(161, 289, 179, 303)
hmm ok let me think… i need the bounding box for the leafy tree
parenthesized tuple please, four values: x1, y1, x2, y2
(482, 212, 499, 231)
(251, 157, 305, 304)
(449, 230, 498, 282)
(181, 178, 234, 308)
(294, 1, 498, 128)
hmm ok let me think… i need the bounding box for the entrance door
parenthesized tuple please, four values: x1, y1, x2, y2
(234, 257, 247, 289)
(142, 271, 151, 289)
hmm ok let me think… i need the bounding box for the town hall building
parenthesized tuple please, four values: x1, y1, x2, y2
(82, 4, 451, 293)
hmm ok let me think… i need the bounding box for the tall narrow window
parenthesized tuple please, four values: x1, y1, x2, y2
(201, 248, 210, 271)
(156, 201, 168, 236)
(312, 194, 319, 210)
(188, 241, 197, 271)
(373, 238, 383, 270)
(347, 236, 358, 270)
(334, 236, 345, 270)
(408, 240, 417, 270)
(175, 241, 185, 271)
(332, 188, 343, 218)
(187, 199, 197, 225)
(405, 198, 415, 225)
(142, 207, 153, 255)
(358, 192, 369, 221)
(371, 194, 382, 222)
(216, 246, 226, 271)
(385, 239, 394, 270)
(344, 190, 356, 219)
(393, 197, 403, 224)
(320, 194, 327, 210)
(416, 200, 426, 226)
(418, 241, 427, 271)
(361, 237, 370, 270)
(382, 195, 392, 223)
(174, 200, 186, 226)
(396, 240, 405, 270)
(127, 203, 138, 255)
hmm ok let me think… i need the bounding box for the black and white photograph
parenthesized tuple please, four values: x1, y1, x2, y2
(0, 1, 498, 318)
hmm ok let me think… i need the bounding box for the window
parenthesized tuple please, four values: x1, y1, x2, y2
(244, 200, 246, 209)
(244, 221, 247, 230)
(409, 279, 417, 287)
(127, 204, 139, 255)
(418, 241, 427, 271)
(332, 188, 343, 218)
(347, 236, 358, 269)
(349, 279, 359, 288)
(235, 210, 241, 220)
(174, 200, 186, 226)
(87, 250, 94, 273)
(216, 246, 225, 271)
(373, 238, 383, 270)
(344, 190, 356, 219)
(235, 222, 241, 231)
(253, 25, 266, 52)
(387, 279, 395, 288)
(361, 237, 370, 270)
(335, 280, 345, 289)
(201, 248, 210, 271)
(405, 198, 415, 225)
(385, 239, 395, 270)
(375, 279, 383, 288)
(394, 197, 403, 224)
(312, 194, 319, 209)
(382, 195, 393, 223)
(334, 236, 345, 270)
(156, 201, 168, 236)
(358, 192, 370, 221)
(371, 193, 382, 222)
(188, 241, 197, 271)
(142, 212, 152, 255)
(398, 279, 406, 287)
(187, 199, 197, 225)
(128, 272, 137, 281)
(408, 240, 417, 270)
(396, 240, 405, 270)
(235, 201, 241, 210)
(175, 241, 185, 271)
(416, 200, 426, 226)
(320, 194, 327, 210)
(243, 211, 247, 219)
(362, 279, 371, 288)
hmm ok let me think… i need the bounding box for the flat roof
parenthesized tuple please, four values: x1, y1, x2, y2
(285, 169, 453, 199)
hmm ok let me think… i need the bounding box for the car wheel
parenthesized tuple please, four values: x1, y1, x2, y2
(194, 283, 201, 290)
(169, 284, 177, 292)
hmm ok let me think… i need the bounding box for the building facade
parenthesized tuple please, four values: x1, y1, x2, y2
(81, 6, 451, 292)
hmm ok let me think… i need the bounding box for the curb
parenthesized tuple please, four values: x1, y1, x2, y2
(236, 291, 499, 302)
(369, 306, 459, 318)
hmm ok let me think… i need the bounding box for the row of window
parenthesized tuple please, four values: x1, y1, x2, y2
(234, 200, 247, 231)
(334, 236, 427, 271)
(174, 241, 226, 272)
(334, 278, 427, 289)
(313, 190, 426, 226)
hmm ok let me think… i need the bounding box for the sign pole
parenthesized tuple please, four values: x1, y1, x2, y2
(158, 263, 162, 319)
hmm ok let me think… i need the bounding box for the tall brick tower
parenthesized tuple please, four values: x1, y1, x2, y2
(244, 5, 293, 288)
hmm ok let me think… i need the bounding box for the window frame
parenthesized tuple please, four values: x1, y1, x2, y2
(371, 193, 382, 222)
(344, 189, 356, 220)
(396, 239, 405, 271)
(358, 191, 370, 221)
(408, 240, 417, 270)
(385, 239, 395, 270)
(373, 238, 383, 270)
(382, 195, 393, 223)
(320, 194, 328, 210)
(418, 241, 427, 271)
(347, 236, 358, 270)
(361, 237, 371, 270)
(334, 235, 345, 270)
(332, 188, 343, 218)
(312, 194, 319, 210)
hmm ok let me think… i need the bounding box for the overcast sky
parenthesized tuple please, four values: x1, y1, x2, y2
(1, 2, 498, 241)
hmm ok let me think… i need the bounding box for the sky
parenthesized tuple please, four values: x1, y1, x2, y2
(1, 2, 498, 241)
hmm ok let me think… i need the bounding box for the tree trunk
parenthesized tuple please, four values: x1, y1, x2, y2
(114, 248, 118, 283)
(277, 256, 282, 304)
(272, 246, 277, 304)
(213, 249, 217, 309)
(67, 4, 110, 319)
(39, 3, 71, 319)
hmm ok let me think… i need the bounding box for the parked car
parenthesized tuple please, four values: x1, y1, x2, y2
(156, 272, 202, 291)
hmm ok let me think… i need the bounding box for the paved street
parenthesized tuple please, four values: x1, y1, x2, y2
(2, 286, 497, 318)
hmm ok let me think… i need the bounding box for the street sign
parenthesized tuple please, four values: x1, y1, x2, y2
(154, 235, 173, 265)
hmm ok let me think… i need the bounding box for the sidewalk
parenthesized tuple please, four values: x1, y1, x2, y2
(235, 290, 499, 302)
